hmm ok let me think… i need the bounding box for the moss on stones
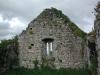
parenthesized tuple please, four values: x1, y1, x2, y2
(41, 7, 86, 39)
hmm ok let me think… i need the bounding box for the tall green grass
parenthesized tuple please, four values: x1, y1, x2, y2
(4, 67, 90, 75)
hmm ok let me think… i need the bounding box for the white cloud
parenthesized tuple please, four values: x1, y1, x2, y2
(0, 14, 27, 40)
(0, 15, 3, 22)
(9, 17, 26, 33)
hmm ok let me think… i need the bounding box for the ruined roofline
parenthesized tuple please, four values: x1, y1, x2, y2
(19, 7, 87, 39)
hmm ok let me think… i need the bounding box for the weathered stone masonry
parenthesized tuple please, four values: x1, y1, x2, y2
(18, 8, 88, 69)
(94, 2, 100, 75)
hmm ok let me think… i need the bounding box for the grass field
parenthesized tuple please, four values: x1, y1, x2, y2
(4, 67, 91, 75)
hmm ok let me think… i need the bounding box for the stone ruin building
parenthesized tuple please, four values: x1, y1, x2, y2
(94, 2, 100, 75)
(18, 8, 89, 69)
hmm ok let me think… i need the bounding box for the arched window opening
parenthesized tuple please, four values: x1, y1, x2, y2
(42, 38, 54, 56)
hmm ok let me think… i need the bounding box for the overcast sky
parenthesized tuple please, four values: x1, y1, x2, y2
(0, 0, 99, 40)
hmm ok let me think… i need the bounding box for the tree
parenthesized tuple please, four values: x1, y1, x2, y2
(0, 36, 19, 72)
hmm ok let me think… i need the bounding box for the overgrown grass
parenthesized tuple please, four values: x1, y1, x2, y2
(4, 67, 90, 75)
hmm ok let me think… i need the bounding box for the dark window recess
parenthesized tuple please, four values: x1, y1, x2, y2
(30, 28, 32, 30)
(42, 38, 54, 56)
(31, 44, 34, 46)
(42, 38, 54, 42)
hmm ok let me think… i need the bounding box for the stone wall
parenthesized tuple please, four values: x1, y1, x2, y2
(94, 2, 100, 75)
(94, 20, 100, 75)
(18, 8, 88, 69)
